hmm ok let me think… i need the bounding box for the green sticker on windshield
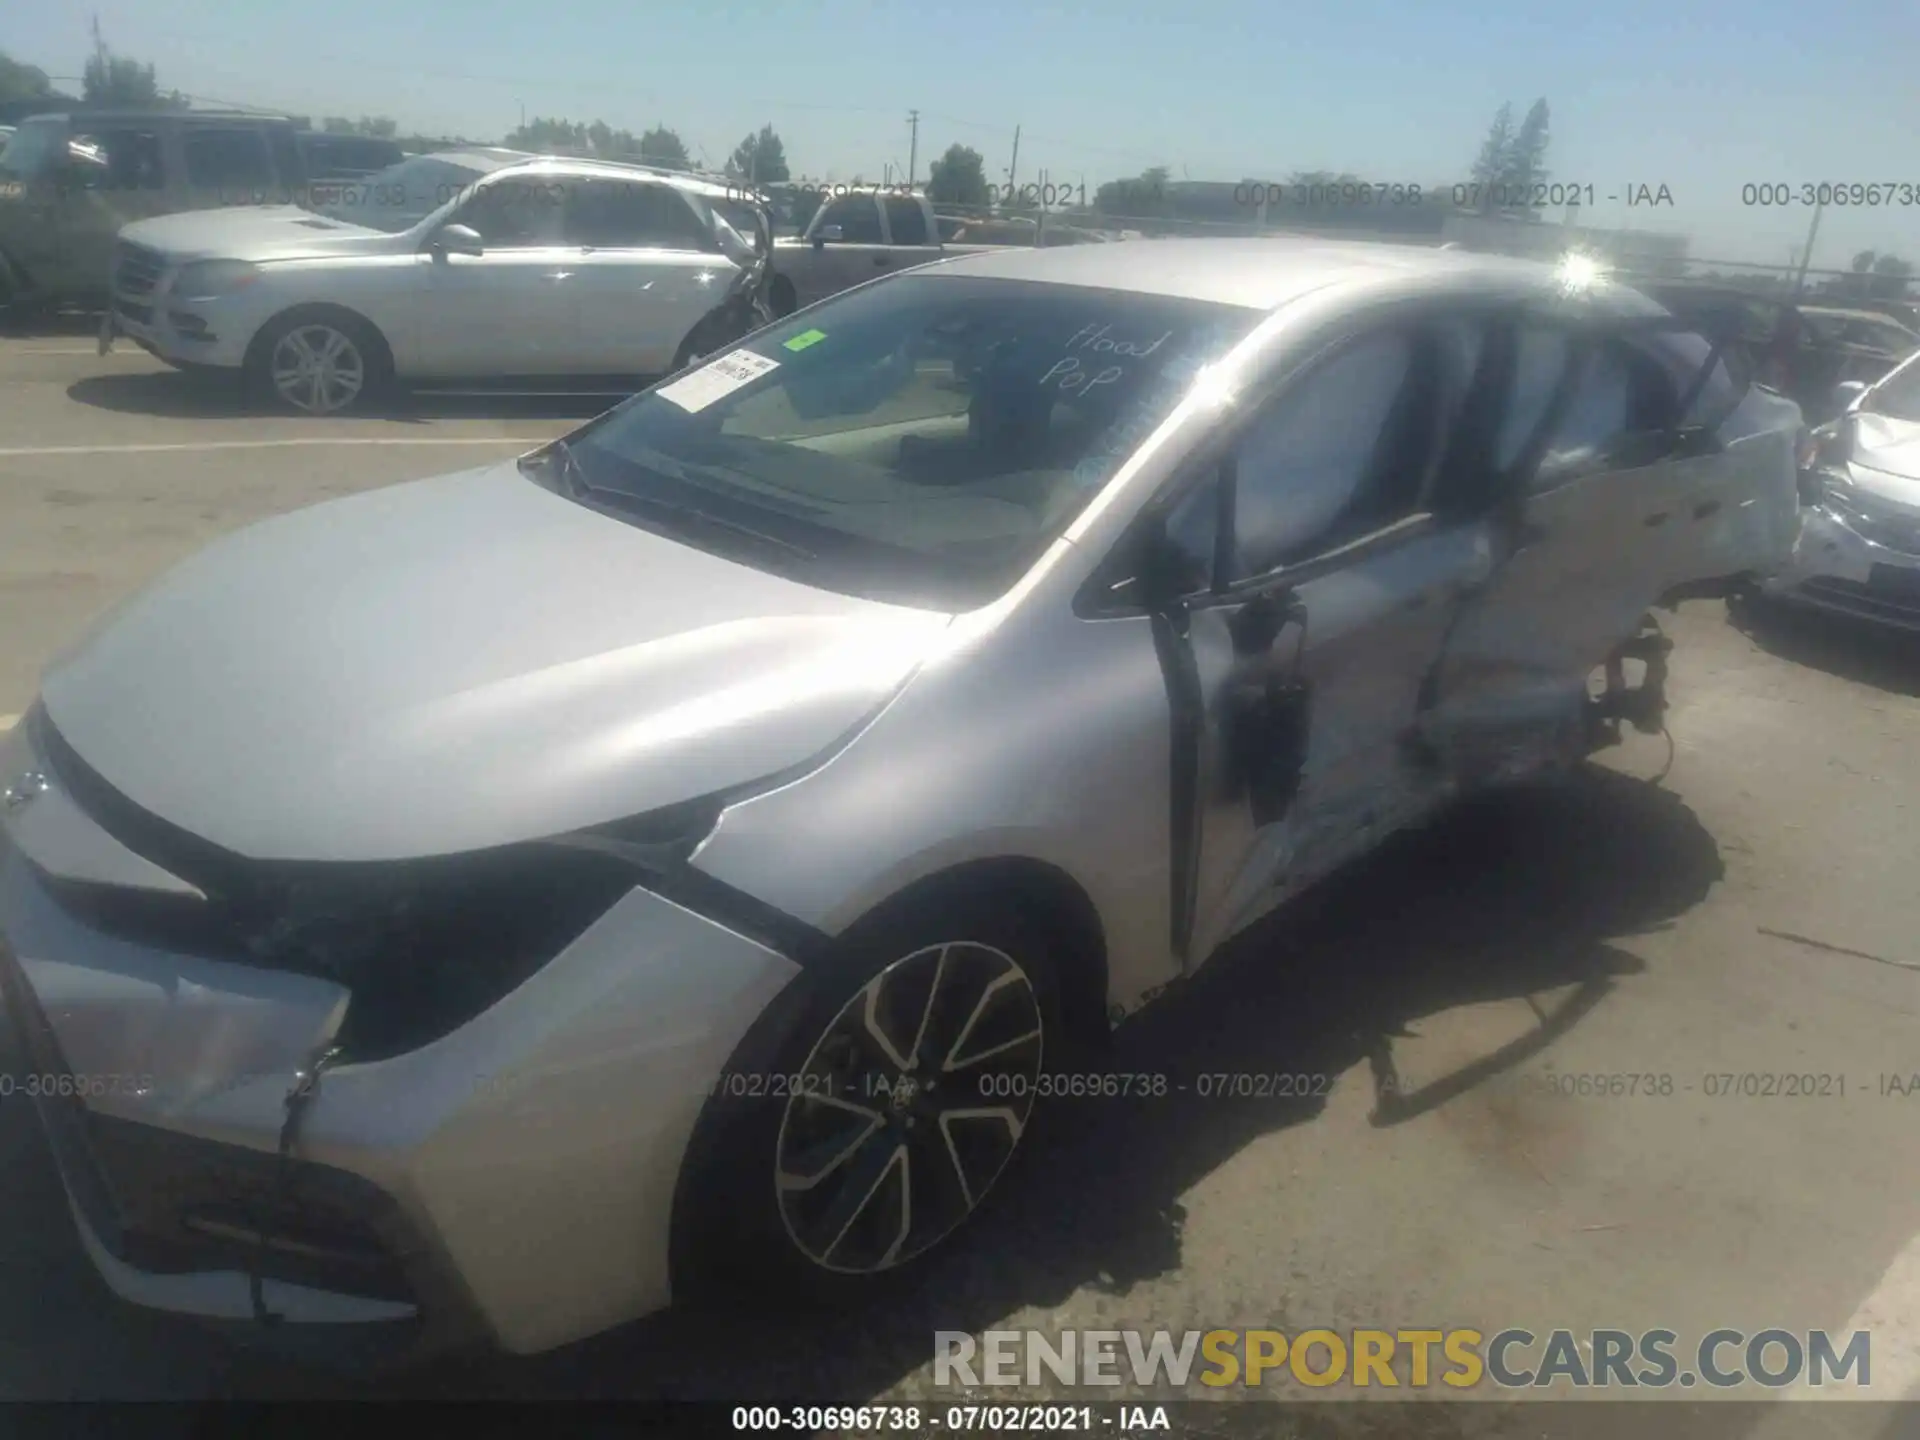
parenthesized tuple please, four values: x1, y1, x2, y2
(784, 328, 828, 352)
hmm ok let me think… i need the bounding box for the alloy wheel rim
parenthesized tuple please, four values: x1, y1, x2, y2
(271, 325, 365, 414)
(774, 941, 1045, 1274)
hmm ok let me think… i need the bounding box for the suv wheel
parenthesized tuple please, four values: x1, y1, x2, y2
(248, 309, 392, 416)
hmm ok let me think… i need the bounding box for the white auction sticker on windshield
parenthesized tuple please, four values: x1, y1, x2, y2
(655, 349, 781, 412)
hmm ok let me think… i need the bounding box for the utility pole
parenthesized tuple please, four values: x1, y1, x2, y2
(1793, 196, 1826, 300)
(906, 110, 919, 189)
(1006, 125, 1021, 211)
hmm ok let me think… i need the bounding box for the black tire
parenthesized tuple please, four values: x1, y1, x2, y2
(671, 892, 1069, 1310)
(671, 310, 737, 373)
(244, 306, 393, 416)
(769, 274, 797, 319)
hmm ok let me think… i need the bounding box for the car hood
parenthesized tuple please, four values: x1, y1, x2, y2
(39, 461, 953, 862)
(1848, 413, 1920, 505)
(119, 204, 406, 262)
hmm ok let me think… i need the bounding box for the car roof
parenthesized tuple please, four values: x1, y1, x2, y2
(20, 109, 294, 125)
(426, 147, 537, 170)
(497, 154, 731, 194)
(1802, 305, 1913, 326)
(924, 237, 1666, 316)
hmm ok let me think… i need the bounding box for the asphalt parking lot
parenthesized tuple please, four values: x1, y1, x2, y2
(1, 327, 1918, 1431)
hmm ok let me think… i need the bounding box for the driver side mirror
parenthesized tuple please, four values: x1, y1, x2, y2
(813, 223, 843, 249)
(428, 222, 484, 259)
(1832, 379, 1869, 414)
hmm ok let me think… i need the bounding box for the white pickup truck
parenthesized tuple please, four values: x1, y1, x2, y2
(766, 189, 1002, 316)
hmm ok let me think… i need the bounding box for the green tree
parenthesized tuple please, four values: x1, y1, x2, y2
(321, 115, 399, 138)
(1497, 98, 1551, 214)
(638, 125, 690, 169)
(1468, 101, 1515, 212)
(1870, 253, 1913, 302)
(726, 124, 790, 184)
(83, 46, 175, 108)
(1092, 166, 1170, 220)
(0, 50, 56, 105)
(927, 143, 991, 209)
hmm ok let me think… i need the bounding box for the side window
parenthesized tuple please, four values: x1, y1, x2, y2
(69, 129, 164, 191)
(1536, 345, 1633, 478)
(454, 178, 565, 247)
(818, 195, 883, 243)
(884, 196, 929, 245)
(183, 128, 275, 191)
(1639, 329, 1745, 431)
(564, 180, 712, 250)
(1494, 326, 1573, 473)
(1228, 331, 1421, 576)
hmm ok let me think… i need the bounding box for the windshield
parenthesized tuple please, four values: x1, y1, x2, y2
(0, 118, 65, 182)
(311, 153, 504, 232)
(540, 274, 1259, 609)
(1866, 355, 1920, 423)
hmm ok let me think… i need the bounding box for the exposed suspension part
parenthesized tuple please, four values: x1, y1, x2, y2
(1586, 615, 1673, 751)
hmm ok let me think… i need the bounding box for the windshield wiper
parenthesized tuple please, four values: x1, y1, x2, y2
(527, 438, 818, 561)
(519, 437, 590, 497)
(581, 483, 819, 562)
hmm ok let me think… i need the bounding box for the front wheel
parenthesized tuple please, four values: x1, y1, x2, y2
(246, 309, 392, 416)
(673, 898, 1060, 1305)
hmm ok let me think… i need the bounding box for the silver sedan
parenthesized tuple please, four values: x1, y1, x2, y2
(3, 239, 1799, 1363)
(1760, 350, 1920, 628)
(102, 152, 761, 414)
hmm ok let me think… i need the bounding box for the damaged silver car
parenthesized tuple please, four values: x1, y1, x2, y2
(1758, 349, 1920, 629)
(0, 239, 1799, 1364)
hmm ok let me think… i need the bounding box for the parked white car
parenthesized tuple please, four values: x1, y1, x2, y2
(102, 152, 763, 413)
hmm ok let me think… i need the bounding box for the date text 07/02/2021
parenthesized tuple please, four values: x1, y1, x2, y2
(1227, 181, 1676, 208)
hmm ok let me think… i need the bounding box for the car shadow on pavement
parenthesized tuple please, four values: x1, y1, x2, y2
(303, 763, 1722, 1405)
(1728, 595, 1920, 697)
(64, 372, 633, 424)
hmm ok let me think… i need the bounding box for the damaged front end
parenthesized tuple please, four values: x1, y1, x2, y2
(24, 704, 676, 1066)
(0, 703, 724, 1359)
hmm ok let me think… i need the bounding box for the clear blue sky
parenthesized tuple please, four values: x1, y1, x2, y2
(8, 0, 1920, 268)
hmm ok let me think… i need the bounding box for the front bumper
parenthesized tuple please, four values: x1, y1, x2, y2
(105, 244, 260, 370)
(1759, 494, 1920, 630)
(0, 719, 803, 1359)
(104, 291, 255, 371)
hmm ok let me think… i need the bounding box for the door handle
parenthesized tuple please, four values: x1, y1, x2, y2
(545, 270, 574, 282)
(873, 255, 892, 266)
(1643, 511, 1670, 527)
(1693, 499, 1721, 520)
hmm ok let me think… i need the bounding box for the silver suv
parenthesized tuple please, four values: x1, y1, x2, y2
(102, 153, 766, 413)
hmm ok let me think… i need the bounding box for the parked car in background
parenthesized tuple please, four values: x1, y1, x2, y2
(294, 131, 405, 182)
(1859, 298, 1920, 332)
(1, 240, 1799, 1364)
(1757, 349, 1920, 629)
(766, 188, 999, 315)
(1797, 305, 1919, 377)
(0, 109, 308, 312)
(102, 152, 769, 413)
(1644, 283, 1912, 424)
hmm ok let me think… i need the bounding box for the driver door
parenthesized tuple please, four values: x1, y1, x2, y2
(796, 194, 891, 309)
(1139, 317, 1498, 964)
(413, 176, 582, 378)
